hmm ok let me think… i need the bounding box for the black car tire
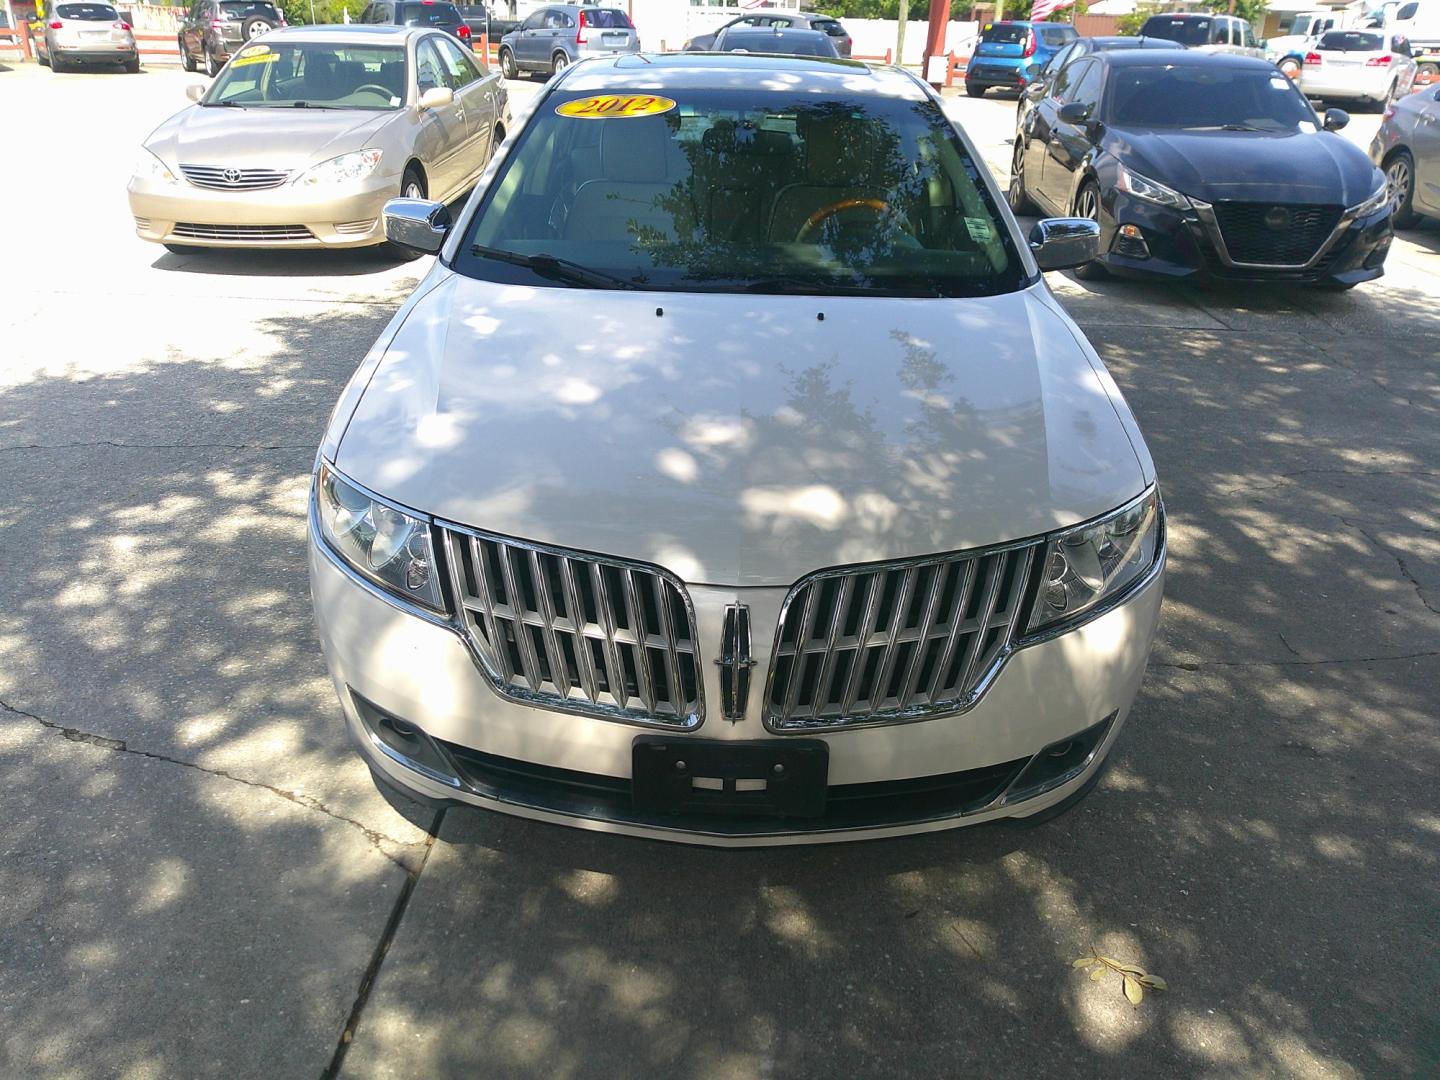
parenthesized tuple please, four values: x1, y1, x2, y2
(1072, 180, 1109, 281)
(1418, 61, 1439, 81)
(1278, 56, 1301, 80)
(180, 35, 197, 71)
(500, 46, 517, 79)
(205, 44, 223, 77)
(965, 80, 985, 98)
(1008, 143, 1037, 216)
(124, 56, 140, 73)
(51, 48, 67, 72)
(38, 39, 51, 65)
(551, 50, 568, 75)
(241, 15, 275, 40)
(1385, 149, 1421, 229)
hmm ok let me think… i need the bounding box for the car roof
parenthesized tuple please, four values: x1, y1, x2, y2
(1081, 35, 1186, 48)
(1145, 10, 1227, 18)
(722, 26, 827, 38)
(257, 23, 431, 43)
(562, 52, 921, 96)
(1096, 49, 1274, 71)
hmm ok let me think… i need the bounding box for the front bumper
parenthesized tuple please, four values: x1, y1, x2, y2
(1095, 189, 1391, 287)
(127, 171, 399, 249)
(309, 517, 1165, 846)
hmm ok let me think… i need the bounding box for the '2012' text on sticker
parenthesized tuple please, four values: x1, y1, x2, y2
(555, 94, 677, 119)
(232, 50, 279, 67)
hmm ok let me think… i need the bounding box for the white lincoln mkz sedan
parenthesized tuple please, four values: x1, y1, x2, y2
(308, 53, 1165, 845)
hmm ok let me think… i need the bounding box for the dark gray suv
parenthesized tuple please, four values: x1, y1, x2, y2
(497, 4, 638, 79)
(178, 0, 283, 76)
(685, 12, 851, 58)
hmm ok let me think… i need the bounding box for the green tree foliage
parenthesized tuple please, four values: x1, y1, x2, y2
(1116, 10, 1146, 35)
(275, 0, 352, 25)
(811, 0, 977, 18)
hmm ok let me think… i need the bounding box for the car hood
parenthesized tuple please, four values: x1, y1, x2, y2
(1112, 126, 1380, 204)
(333, 275, 1149, 587)
(144, 105, 395, 170)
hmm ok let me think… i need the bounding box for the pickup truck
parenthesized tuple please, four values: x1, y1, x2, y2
(456, 3, 521, 40)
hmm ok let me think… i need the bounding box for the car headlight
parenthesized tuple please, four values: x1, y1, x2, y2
(1027, 489, 1162, 635)
(293, 149, 383, 188)
(134, 147, 178, 185)
(1116, 164, 1192, 211)
(314, 463, 444, 611)
(1350, 171, 1389, 217)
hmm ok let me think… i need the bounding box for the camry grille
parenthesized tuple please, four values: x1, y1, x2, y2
(171, 222, 312, 241)
(765, 544, 1039, 731)
(179, 165, 292, 190)
(1211, 202, 1342, 267)
(440, 527, 702, 728)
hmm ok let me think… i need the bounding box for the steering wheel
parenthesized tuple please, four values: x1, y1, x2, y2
(352, 84, 395, 99)
(796, 198, 897, 242)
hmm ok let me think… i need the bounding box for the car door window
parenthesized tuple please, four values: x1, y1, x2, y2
(435, 35, 480, 85)
(518, 10, 542, 29)
(1067, 60, 1102, 114)
(1045, 43, 1073, 76)
(416, 39, 447, 92)
(1209, 19, 1229, 45)
(1050, 58, 1083, 102)
(1393, 34, 1412, 57)
(1241, 22, 1256, 48)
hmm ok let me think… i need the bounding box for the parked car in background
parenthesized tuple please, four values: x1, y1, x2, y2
(455, 3, 521, 41)
(1300, 28, 1417, 108)
(357, 0, 471, 46)
(128, 26, 510, 254)
(178, 0, 284, 77)
(1010, 51, 1392, 288)
(497, 5, 638, 79)
(1017, 36, 1182, 131)
(966, 20, 1077, 98)
(711, 25, 839, 59)
(32, 1, 139, 72)
(1139, 13, 1264, 58)
(314, 51, 1165, 845)
(1370, 82, 1440, 226)
(684, 11, 851, 58)
(1265, 9, 1342, 77)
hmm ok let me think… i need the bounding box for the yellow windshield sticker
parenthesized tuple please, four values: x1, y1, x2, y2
(232, 50, 278, 67)
(555, 94, 677, 119)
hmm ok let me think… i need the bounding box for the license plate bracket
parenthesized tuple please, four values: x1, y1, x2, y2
(632, 737, 829, 819)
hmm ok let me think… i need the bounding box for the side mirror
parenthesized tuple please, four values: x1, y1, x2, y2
(1028, 217, 1101, 272)
(186, 84, 206, 103)
(383, 197, 451, 256)
(418, 86, 455, 110)
(1057, 101, 1093, 125)
(1323, 107, 1349, 131)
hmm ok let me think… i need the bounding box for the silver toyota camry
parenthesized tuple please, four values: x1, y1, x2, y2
(127, 24, 510, 252)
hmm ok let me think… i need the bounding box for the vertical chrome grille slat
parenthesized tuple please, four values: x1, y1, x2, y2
(441, 524, 701, 727)
(766, 542, 1044, 731)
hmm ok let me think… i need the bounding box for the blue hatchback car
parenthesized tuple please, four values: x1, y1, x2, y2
(966, 20, 1077, 97)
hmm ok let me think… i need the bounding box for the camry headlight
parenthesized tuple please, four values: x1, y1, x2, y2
(315, 464, 444, 611)
(1350, 171, 1389, 218)
(1116, 164, 1192, 211)
(1027, 489, 1162, 634)
(134, 147, 178, 185)
(293, 149, 383, 188)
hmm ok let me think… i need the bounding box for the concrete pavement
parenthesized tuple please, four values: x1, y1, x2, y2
(1, 62, 1436, 1078)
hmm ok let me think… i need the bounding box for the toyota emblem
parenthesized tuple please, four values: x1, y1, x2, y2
(223, 168, 243, 185)
(1264, 206, 1291, 231)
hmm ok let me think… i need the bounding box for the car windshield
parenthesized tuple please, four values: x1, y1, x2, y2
(982, 24, 1028, 44)
(206, 43, 408, 108)
(1108, 63, 1318, 131)
(456, 88, 1024, 297)
(583, 9, 632, 28)
(1038, 26, 1075, 46)
(720, 30, 835, 56)
(55, 3, 118, 18)
(398, 2, 461, 24)
(1317, 31, 1384, 51)
(1141, 17, 1212, 47)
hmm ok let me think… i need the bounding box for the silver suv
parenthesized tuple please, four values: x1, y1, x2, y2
(497, 4, 638, 79)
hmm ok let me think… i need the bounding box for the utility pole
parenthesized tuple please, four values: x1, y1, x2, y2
(897, 0, 909, 66)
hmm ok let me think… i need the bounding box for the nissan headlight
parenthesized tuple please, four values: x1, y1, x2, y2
(1027, 489, 1162, 634)
(134, 147, 178, 185)
(315, 464, 444, 611)
(294, 149, 383, 188)
(1349, 171, 1389, 218)
(1116, 164, 1192, 211)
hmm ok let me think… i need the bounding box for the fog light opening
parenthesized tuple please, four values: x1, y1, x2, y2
(999, 712, 1117, 806)
(1113, 224, 1151, 260)
(351, 690, 464, 790)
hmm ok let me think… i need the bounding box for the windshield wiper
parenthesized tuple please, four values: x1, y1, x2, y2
(1184, 123, 1267, 132)
(470, 245, 640, 290)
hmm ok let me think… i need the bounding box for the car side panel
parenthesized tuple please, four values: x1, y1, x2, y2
(1414, 97, 1440, 215)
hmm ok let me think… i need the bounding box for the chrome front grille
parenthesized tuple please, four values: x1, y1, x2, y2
(171, 222, 312, 241)
(179, 164, 291, 190)
(441, 527, 703, 728)
(766, 543, 1039, 731)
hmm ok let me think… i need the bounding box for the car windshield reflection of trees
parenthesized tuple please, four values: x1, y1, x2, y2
(464, 96, 1022, 297)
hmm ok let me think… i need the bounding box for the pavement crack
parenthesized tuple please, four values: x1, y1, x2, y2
(1341, 518, 1440, 617)
(0, 696, 417, 868)
(322, 808, 444, 1080)
(1276, 631, 1303, 660)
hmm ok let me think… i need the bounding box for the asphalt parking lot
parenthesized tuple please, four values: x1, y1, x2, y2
(1, 61, 1438, 1078)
